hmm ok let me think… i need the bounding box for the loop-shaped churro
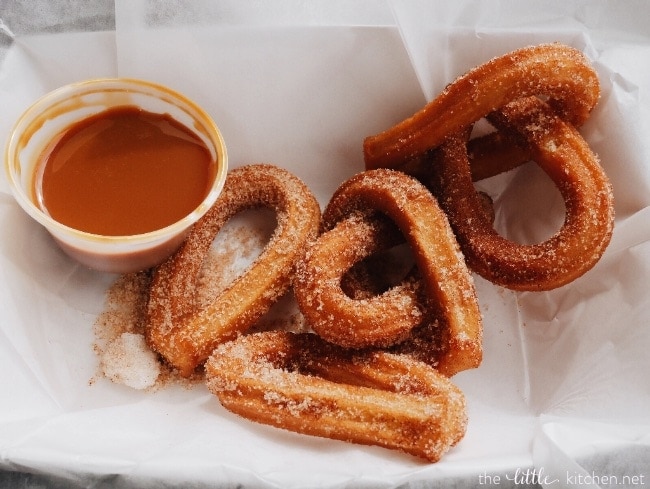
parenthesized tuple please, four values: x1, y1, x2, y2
(295, 169, 482, 376)
(429, 97, 614, 290)
(364, 43, 600, 170)
(295, 212, 424, 349)
(205, 331, 468, 462)
(145, 164, 321, 376)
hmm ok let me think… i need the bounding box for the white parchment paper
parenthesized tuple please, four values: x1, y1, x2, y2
(1, 1, 648, 487)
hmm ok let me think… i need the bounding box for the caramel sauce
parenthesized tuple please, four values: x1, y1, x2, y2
(34, 106, 216, 236)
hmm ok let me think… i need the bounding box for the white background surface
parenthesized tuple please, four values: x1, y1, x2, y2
(1, 1, 649, 487)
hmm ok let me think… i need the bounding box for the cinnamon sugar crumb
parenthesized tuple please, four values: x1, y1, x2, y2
(101, 332, 161, 390)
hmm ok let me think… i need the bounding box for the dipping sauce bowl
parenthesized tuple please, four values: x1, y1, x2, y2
(5, 78, 228, 273)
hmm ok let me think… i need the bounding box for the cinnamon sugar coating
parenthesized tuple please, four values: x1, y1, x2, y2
(363, 42, 613, 291)
(295, 212, 423, 348)
(145, 164, 321, 376)
(295, 169, 482, 376)
(205, 331, 468, 462)
(427, 97, 614, 290)
(364, 43, 600, 170)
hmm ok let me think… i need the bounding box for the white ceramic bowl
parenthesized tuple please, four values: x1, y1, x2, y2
(5, 78, 228, 273)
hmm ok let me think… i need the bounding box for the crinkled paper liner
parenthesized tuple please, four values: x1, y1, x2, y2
(0, 1, 648, 487)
